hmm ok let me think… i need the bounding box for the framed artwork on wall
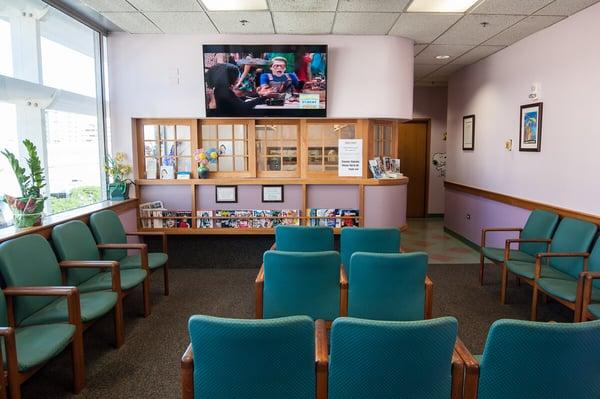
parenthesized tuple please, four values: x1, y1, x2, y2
(462, 115, 475, 150)
(215, 185, 237, 203)
(519, 102, 543, 152)
(262, 185, 284, 203)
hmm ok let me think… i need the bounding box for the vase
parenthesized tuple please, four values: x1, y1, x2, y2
(108, 181, 129, 200)
(198, 167, 209, 179)
(8, 197, 44, 228)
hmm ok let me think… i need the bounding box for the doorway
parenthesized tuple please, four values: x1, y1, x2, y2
(397, 121, 429, 218)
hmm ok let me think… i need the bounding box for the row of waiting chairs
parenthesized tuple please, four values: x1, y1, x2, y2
(0, 210, 169, 399)
(480, 209, 600, 321)
(181, 315, 600, 399)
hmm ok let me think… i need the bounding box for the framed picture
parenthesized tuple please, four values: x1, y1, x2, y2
(215, 185, 237, 203)
(462, 115, 475, 150)
(262, 185, 284, 202)
(519, 102, 543, 152)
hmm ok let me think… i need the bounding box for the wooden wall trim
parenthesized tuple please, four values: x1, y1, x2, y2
(444, 181, 600, 225)
(0, 199, 139, 243)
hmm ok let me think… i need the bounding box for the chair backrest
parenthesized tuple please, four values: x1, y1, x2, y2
(348, 252, 427, 321)
(340, 227, 400, 276)
(548, 218, 597, 278)
(478, 319, 600, 399)
(588, 237, 600, 289)
(52, 220, 102, 286)
(274, 225, 334, 252)
(328, 316, 458, 399)
(188, 315, 315, 399)
(0, 289, 8, 327)
(263, 250, 340, 320)
(89, 210, 128, 261)
(519, 209, 559, 256)
(0, 234, 63, 325)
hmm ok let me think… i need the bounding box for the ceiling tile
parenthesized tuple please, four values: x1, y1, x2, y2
(423, 62, 466, 81)
(144, 12, 217, 33)
(452, 44, 505, 64)
(332, 12, 399, 35)
(127, 0, 203, 11)
(267, 0, 338, 12)
(535, 0, 600, 16)
(414, 44, 474, 64)
(471, 0, 553, 15)
(337, 0, 411, 12)
(414, 64, 440, 79)
(208, 11, 274, 33)
(414, 44, 427, 55)
(80, 0, 136, 12)
(434, 14, 525, 45)
(389, 13, 461, 43)
(272, 12, 335, 34)
(485, 15, 564, 45)
(101, 12, 161, 33)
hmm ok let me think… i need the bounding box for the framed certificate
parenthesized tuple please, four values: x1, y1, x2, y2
(462, 115, 475, 150)
(262, 185, 284, 203)
(215, 185, 237, 203)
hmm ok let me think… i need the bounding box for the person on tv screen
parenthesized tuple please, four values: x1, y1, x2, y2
(205, 63, 265, 116)
(258, 57, 300, 97)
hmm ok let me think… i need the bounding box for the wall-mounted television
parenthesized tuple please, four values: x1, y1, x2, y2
(203, 45, 327, 118)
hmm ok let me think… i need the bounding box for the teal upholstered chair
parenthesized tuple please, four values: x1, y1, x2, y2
(340, 227, 401, 277)
(273, 225, 334, 252)
(502, 217, 597, 308)
(348, 252, 432, 320)
(582, 238, 600, 320)
(326, 317, 463, 399)
(459, 319, 600, 399)
(480, 209, 559, 286)
(256, 251, 342, 320)
(0, 285, 84, 399)
(52, 220, 149, 326)
(0, 234, 120, 347)
(89, 210, 169, 301)
(181, 315, 317, 399)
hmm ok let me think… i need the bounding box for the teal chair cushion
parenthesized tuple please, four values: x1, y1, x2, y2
(546, 218, 597, 279)
(89, 210, 129, 261)
(52, 220, 103, 286)
(78, 269, 147, 293)
(0, 235, 63, 325)
(518, 210, 560, 257)
(478, 319, 600, 399)
(328, 317, 458, 399)
(2, 323, 75, 372)
(588, 304, 600, 319)
(538, 278, 600, 303)
(19, 291, 117, 326)
(481, 247, 534, 263)
(506, 260, 576, 280)
(274, 226, 334, 252)
(588, 239, 600, 289)
(340, 227, 400, 277)
(348, 252, 427, 321)
(119, 253, 168, 270)
(188, 315, 315, 399)
(263, 250, 340, 320)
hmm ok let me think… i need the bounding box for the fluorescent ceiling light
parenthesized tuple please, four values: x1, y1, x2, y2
(407, 0, 479, 12)
(201, 0, 267, 11)
(435, 55, 450, 59)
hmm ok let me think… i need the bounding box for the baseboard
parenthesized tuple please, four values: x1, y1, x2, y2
(443, 227, 480, 252)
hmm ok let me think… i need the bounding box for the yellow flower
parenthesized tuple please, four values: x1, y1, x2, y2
(115, 152, 125, 162)
(198, 152, 207, 160)
(210, 151, 218, 159)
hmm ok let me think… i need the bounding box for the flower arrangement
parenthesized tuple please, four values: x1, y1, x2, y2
(194, 148, 219, 178)
(104, 152, 133, 200)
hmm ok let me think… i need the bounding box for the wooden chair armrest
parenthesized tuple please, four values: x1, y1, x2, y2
(315, 319, 328, 399)
(256, 264, 264, 284)
(506, 238, 551, 244)
(3, 286, 82, 327)
(269, 243, 276, 250)
(181, 343, 194, 399)
(481, 227, 523, 247)
(425, 275, 433, 319)
(536, 252, 589, 259)
(454, 338, 479, 399)
(583, 272, 600, 280)
(339, 266, 348, 288)
(59, 261, 122, 293)
(127, 231, 168, 252)
(255, 264, 265, 318)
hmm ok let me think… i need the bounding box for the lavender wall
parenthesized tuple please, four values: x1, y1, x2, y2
(139, 185, 192, 210)
(307, 185, 358, 209)
(197, 185, 302, 210)
(365, 185, 407, 228)
(413, 86, 447, 214)
(445, 3, 600, 240)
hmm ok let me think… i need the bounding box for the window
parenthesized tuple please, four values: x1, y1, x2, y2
(201, 124, 248, 173)
(306, 123, 356, 173)
(371, 122, 394, 157)
(0, 0, 108, 226)
(143, 123, 193, 178)
(256, 124, 299, 176)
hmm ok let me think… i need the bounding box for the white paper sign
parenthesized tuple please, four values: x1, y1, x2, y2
(338, 139, 363, 177)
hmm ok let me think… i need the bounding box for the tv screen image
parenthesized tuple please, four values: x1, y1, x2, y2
(203, 45, 327, 117)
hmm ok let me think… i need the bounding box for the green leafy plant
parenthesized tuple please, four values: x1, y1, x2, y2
(1, 139, 46, 198)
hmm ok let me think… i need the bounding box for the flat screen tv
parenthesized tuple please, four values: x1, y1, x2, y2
(203, 45, 327, 117)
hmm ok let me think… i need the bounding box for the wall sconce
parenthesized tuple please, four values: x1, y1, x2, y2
(505, 139, 513, 151)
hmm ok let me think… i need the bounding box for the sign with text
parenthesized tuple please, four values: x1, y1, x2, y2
(338, 139, 363, 177)
(299, 93, 320, 109)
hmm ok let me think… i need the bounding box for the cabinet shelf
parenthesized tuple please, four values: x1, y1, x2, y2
(136, 177, 408, 186)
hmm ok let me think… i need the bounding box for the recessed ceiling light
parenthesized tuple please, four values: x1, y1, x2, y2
(435, 55, 450, 59)
(201, 0, 267, 11)
(407, 0, 479, 13)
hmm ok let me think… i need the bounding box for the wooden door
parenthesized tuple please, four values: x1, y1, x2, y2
(398, 122, 429, 218)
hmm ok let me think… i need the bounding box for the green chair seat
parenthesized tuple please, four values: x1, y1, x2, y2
(119, 253, 168, 270)
(78, 269, 147, 293)
(481, 247, 534, 263)
(20, 291, 117, 327)
(506, 260, 574, 280)
(2, 324, 75, 372)
(588, 304, 600, 319)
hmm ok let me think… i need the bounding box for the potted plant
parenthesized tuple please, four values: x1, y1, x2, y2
(194, 147, 219, 178)
(104, 152, 133, 200)
(1, 139, 46, 228)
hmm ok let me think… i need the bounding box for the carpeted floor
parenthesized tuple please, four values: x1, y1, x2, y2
(22, 264, 572, 399)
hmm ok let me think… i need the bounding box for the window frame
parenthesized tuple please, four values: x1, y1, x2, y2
(255, 119, 301, 178)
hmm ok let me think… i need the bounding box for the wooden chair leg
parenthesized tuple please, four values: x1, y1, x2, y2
(143, 276, 151, 318)
(500, 265, 509, 305)
(425, 276, 433, 319)
(114, 296, 125, 348)
(542, 293, 548, 304)
(7, 368, 21, 399)
(516, 275, 521, 286)
(479, 253, 485, 285)
(531, 284, 539, 321)
(163, 263, 170, 296)
(71, 326, 86, 394)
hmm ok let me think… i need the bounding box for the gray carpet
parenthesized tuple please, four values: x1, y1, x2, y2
(22, 264, 571, 399)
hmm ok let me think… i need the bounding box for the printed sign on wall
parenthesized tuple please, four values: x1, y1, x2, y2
(338, 139, 362, 177)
